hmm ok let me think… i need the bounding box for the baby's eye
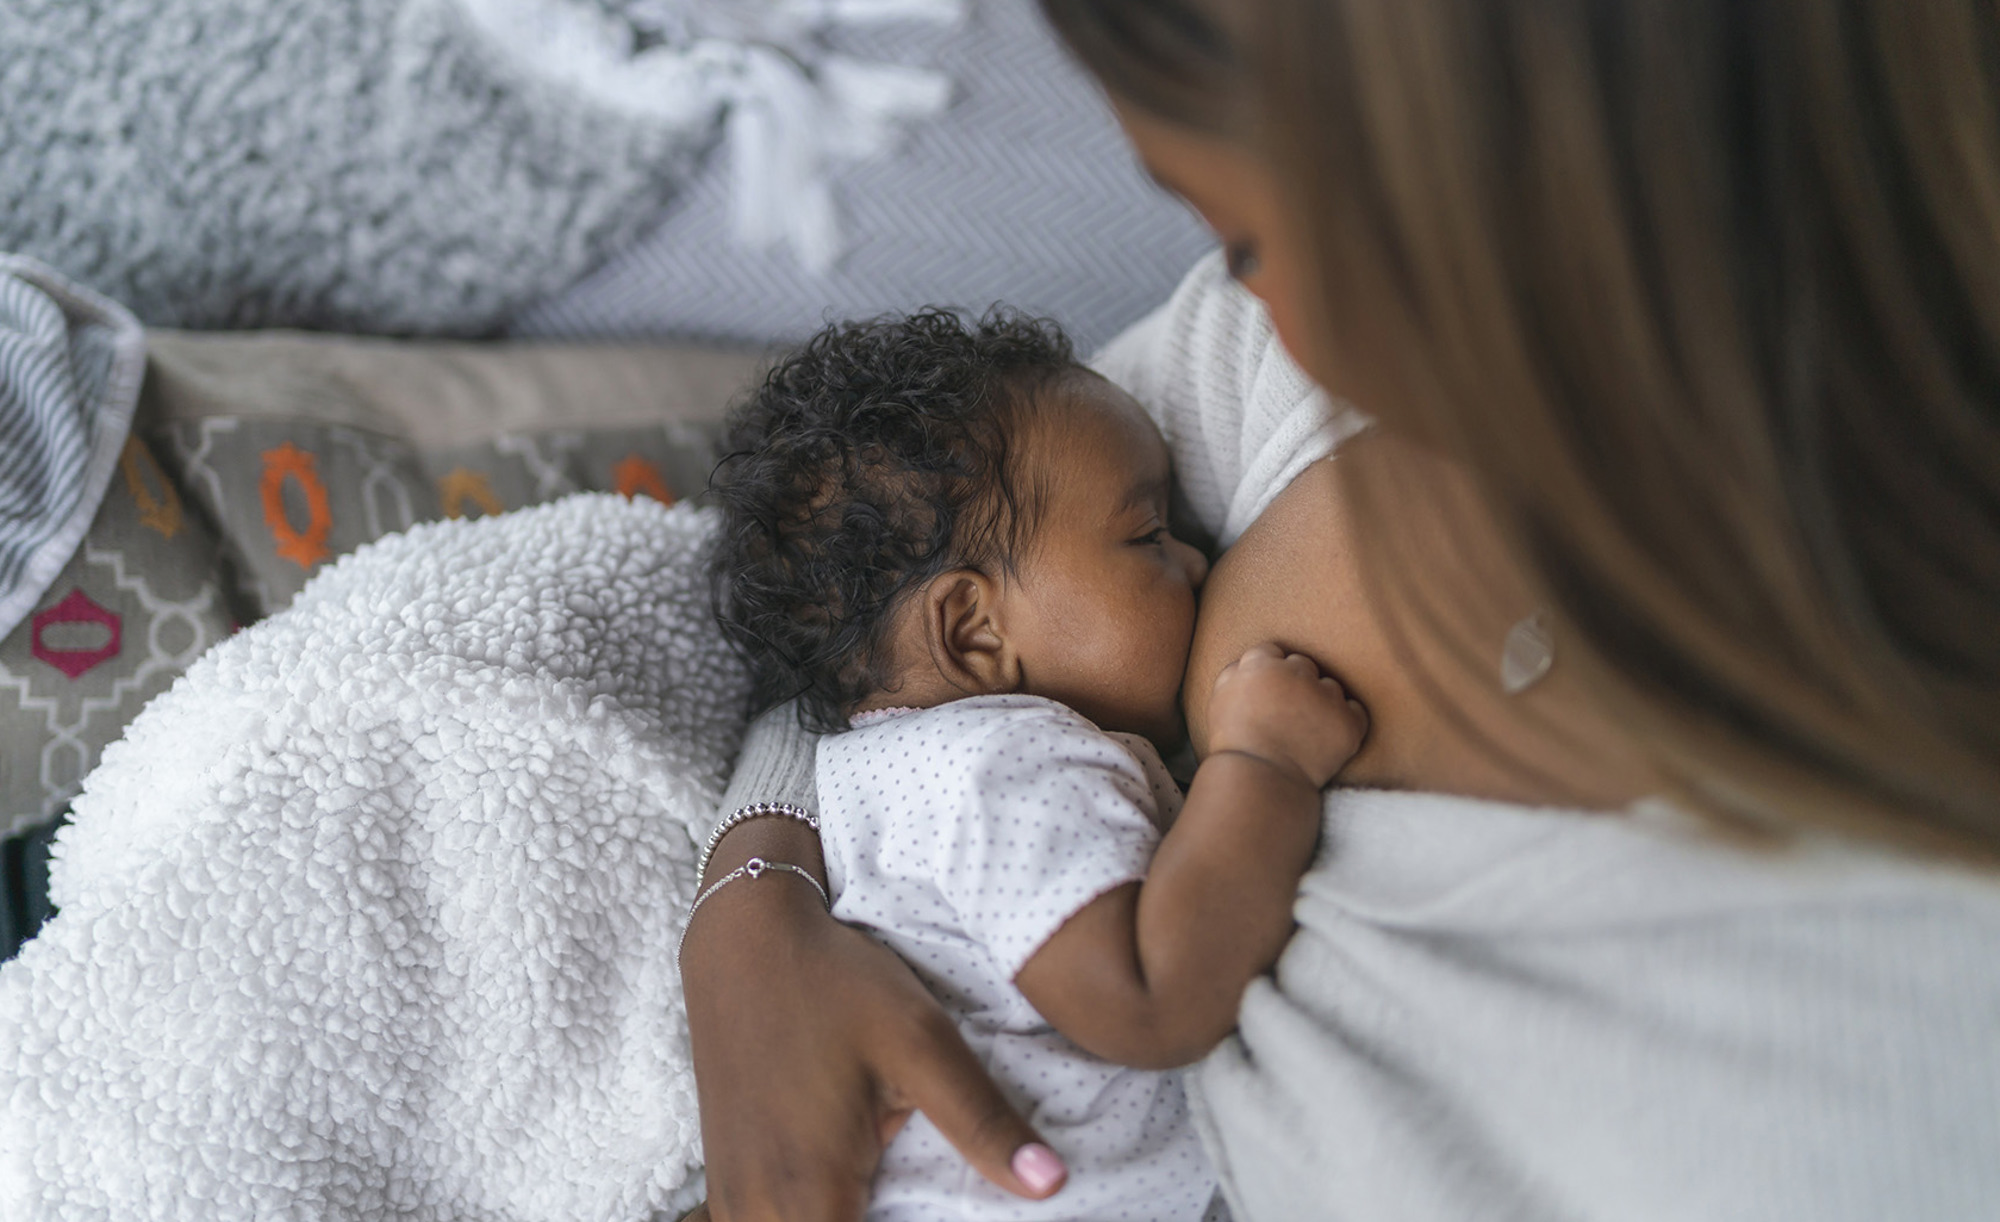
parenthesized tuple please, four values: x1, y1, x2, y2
(1133, 527, 1169, 547)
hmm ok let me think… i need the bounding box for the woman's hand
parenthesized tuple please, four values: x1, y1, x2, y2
(681, 817, 1068, 1221)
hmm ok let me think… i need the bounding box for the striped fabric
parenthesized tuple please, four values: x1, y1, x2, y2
(0, 256, 147, 641)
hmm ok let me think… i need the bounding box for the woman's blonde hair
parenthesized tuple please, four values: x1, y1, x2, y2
(1046, 0, 2000, 855)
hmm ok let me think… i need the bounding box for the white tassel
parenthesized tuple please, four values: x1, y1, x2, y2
(455, 0, 961, 272)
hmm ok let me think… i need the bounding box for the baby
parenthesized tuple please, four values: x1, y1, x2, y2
(706, 309, 1364, 1220)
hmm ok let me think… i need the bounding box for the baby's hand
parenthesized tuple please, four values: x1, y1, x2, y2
(1205, 643, 1367, 789)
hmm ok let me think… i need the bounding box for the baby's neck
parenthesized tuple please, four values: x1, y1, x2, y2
(850, 683, 986, 722)
(850, 672, 966, 720)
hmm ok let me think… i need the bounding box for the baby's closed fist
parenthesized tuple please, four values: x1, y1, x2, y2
(1204, 643, 1366, 788)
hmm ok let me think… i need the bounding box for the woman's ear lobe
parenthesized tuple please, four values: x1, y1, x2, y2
(928, 570, 1021, 695)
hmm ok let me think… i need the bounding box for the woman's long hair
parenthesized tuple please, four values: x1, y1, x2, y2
(1045, 0, 2000, 855)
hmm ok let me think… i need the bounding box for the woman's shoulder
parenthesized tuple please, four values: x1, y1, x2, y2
(1089, 251, 1367, 547)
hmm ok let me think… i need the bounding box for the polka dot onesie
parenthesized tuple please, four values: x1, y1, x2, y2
(817, 694, 1217, 1222)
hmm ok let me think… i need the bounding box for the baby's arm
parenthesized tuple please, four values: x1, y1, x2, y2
(1014, 644, 1364, 1070)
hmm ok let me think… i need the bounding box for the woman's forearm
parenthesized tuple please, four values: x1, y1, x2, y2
(684, 697, 1065, 1217)
(693, 817, 830, 898)
(708, 700, 823, 840)
(685, 701, 831, 949)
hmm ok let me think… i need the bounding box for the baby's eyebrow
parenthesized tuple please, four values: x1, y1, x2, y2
(1117, 472, 1171, 515)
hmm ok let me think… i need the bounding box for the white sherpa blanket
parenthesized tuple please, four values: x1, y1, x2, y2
(0, 494, 752, 1221)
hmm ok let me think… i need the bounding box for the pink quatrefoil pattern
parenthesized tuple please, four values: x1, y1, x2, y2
(30, 588, 122, 680)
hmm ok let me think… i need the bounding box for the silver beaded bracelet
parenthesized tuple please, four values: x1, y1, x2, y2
(676, 856, 831, 972)
(696, 800, 819, 888)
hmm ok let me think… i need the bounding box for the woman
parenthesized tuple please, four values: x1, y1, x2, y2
(679, 1, 2000, 1218)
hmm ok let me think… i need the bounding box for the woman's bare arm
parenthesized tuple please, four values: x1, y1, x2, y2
(682, 793, 1068, 1220)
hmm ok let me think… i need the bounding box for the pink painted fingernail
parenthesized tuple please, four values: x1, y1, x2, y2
(1012, 1142, 1066, 1194)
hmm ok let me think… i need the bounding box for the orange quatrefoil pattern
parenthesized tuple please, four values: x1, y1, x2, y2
(612, 453, 675, 506)
(438, 468, 506, 520)
(259, 442, 333, 569)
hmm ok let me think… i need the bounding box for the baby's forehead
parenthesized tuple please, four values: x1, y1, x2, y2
(1018, 371, 1169, 472)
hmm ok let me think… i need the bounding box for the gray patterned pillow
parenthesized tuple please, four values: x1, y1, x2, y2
(0, 329, 764, 839)
(150, 416, 730, 620)
(0, 432, 236, 838)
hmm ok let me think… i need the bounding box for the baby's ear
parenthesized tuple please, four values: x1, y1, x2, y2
(925, 569, 1021, 697)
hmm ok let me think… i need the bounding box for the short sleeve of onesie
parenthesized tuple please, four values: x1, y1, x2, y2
(940, 703, 1166, 978)
(817, 695, 1171, 982)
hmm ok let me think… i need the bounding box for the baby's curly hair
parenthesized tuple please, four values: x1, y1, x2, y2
(708, 307, 1079, 732)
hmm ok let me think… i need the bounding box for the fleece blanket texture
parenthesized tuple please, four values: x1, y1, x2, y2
(0, 0, 953, 333)
(0, 494, 752, 1220)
